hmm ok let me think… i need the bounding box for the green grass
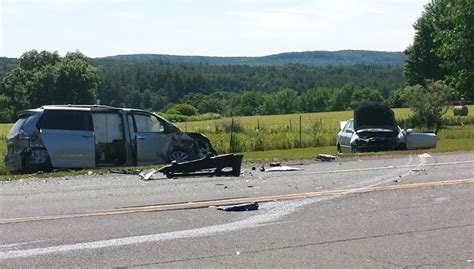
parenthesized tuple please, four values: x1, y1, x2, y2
(177, 106, 474, 153)
(0, 124, 11, 175)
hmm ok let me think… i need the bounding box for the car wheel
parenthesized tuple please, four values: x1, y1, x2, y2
(397, 143, 407, 150)
(169, 151, 189, 163)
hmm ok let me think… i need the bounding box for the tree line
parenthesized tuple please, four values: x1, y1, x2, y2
(0, 53, 404, 122)
(93, 59, 403, 116)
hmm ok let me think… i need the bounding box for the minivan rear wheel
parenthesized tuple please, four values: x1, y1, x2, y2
(337, 144, 342, 154)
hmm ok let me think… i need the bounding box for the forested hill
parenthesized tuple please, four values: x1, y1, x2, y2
(0, 51, 405, 117)
(102, 50, 406, 67)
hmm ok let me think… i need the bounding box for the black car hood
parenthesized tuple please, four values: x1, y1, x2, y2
(353, 102, 398, 132)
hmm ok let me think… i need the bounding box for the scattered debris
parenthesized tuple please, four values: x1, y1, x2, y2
(315, 154, 336, 162)
(417, 153, 432, 158)
(217, 202, 259, 211)
(411, 168, 426, 172)
(110, 169, 141, 175)
(87, 171, 93, 175)
(139, 169, 159, 180)
(264, 165, 302, 172)
(139, 154, 244, 180)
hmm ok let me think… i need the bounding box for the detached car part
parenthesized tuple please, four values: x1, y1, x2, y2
(140, 154, 244, 180)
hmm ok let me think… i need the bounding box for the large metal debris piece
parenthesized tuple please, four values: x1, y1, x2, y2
(151, 153, 244, 179)
(316, 154, 336, 162)
(264, 165, 302, 172)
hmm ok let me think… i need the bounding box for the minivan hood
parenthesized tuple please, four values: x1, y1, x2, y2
(353, 102, 398, 132)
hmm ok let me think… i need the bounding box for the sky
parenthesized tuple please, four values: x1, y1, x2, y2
(1, 0, 429, 58)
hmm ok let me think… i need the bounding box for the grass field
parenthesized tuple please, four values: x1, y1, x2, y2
(0, 105, 473, 176)
(177, 106, 474, 153)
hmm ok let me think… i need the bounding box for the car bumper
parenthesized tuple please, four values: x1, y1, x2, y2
(353, 138, 399, 152)
(4, 151, 24, 172)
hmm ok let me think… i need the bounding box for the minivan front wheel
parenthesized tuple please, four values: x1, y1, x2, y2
(169, 151, 189, 163)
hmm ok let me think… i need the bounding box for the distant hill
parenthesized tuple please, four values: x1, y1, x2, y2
(0, 50, 406, 80)
(103, 50, 406, 67)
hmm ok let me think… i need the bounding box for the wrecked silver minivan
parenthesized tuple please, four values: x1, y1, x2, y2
(4, 105, 216, 172)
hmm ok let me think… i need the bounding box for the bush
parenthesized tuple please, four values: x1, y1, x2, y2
(157, 113, 188, 122)
(166, 103, 198, 116)
(405, 81, 453, 133)
(186, 113, 222, 122)
(216, 119, 245, 133)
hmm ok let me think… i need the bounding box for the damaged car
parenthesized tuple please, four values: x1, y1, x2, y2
(4, 105, 216, 172)
(336, 102, 437, 153)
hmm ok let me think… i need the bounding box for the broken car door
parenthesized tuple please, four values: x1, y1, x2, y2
(132, 112, 173, 165)
(38, 109, 96, 168)
(339, 120, 354, 153)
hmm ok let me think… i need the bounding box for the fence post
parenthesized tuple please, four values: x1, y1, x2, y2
(299, 115, 302, 147)
(230, 112, 234, 152)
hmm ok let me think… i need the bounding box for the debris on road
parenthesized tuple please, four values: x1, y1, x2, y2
(110, 169, 141, 175)
(217, 202, 259, 211)
(418, 153, 432, 158)
(139, 169, 159, 180)
(315, 154, 336, 162)
(264, 165, 302, 172)
(269, 162, 281, 167)
(139, 154, 244, 180)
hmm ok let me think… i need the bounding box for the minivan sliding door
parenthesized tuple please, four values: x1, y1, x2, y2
(38, 109, 96, 168)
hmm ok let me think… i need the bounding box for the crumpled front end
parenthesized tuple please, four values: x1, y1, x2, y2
(169, 132, 217, 162)
(351, 130, 400, 152)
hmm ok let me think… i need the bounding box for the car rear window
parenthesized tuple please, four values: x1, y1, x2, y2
(7, 114, 30, 138)
(38, 110, 93, 131)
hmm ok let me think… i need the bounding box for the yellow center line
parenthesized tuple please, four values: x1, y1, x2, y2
(1, 178, 473, 225)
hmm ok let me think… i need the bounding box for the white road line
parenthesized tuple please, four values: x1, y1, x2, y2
(293, 159, 474, 176)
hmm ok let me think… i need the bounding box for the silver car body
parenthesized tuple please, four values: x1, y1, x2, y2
(4, 105, 215, 172)
(336, 119, 437, 153)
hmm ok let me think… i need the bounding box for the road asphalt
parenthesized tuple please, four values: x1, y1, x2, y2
(1, 151, 473, 268)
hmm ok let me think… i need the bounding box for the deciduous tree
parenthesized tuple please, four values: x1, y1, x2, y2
(0, 50, 99, 122)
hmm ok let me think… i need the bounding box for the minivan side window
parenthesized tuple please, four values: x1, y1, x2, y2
(134, 114, 164, 133)
(38, 110, 93, 131)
